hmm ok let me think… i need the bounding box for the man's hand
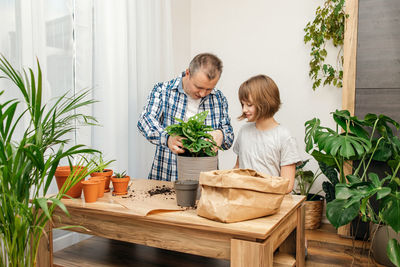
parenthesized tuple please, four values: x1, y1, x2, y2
(168, 135, 185, 154)
(210, 130, 223, 151)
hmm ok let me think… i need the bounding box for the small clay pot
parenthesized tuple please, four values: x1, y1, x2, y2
(174, 180, 199, 207)
(90, 169, 113, 192)
(55, 166, 86, 198)
(111, 176, 130, 195)
(82, 180, 100, 203)
(89, 177, 106, 198)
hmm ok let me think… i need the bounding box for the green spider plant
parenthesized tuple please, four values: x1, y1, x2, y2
(0, 55, 99, 266)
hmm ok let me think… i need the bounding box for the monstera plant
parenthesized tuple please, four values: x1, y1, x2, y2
(0, 55, 99, 266)
(305, 109, 400, 266)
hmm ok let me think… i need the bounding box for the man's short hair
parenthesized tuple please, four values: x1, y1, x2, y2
(189, 53, 223, 80)
(238, 74, 281, 121)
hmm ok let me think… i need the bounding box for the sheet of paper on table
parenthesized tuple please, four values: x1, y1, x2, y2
(56, 179, 185, 217)
(111, 179, 185, 216)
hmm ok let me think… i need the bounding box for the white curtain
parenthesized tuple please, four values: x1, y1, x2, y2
(1, 0, 175, 183)
(83, 0, 175, 179)
(0, 0, 77, 194)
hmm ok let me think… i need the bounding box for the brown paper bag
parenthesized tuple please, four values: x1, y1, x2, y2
(197, 169, 289, 223)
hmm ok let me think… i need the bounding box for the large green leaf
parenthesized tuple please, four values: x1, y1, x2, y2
(380, 193, 400, 232)
(311, 150, 336, 167)
(387, 239, 400, 267)
(326, 199, 359, 227)
(319, 161, 339, 184)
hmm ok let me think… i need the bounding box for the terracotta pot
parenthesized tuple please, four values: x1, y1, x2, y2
(89, 177, 106, 198)
(177, 155, 218, 199)
(111, 176, 130, 195)
(55, 166, 86, 198)
(81, 180, 100, 203)
(90, 169, 113, 192)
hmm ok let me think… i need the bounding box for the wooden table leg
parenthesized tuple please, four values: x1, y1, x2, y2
(37, 222, 53, 267)
(296, 204, 305, 267)
(231, 238, 273, 267)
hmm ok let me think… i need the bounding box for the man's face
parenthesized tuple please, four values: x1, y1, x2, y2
(183, 69, 220, 99)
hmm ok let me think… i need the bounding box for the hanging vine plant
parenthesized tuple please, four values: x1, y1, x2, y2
(304, 0, 347, 90)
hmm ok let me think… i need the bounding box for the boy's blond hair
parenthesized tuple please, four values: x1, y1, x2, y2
(238, 74, 281, 121)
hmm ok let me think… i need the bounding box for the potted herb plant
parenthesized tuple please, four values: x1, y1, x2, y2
(165, 111, 220, 198)
(0, 55, 99, 266)
(305, 109, 400, 266)
(294, 159, 324, 230)
(111, 171, 130, 195)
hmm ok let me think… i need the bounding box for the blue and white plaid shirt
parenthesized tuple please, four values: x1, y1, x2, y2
(137, 72, 234, 181)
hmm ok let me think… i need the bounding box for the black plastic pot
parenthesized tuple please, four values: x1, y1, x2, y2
(174, 180, 199, 207)
(350, 215, 370, 241)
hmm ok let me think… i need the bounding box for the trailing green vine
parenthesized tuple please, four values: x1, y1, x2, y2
(304, 0, 347, 90)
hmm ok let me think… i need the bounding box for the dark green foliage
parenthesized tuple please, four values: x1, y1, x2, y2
(304, 109, 400, 266)
(294, 159, 323, 200)
(304, 0, 347, 90)
(165, 111, 219, 157)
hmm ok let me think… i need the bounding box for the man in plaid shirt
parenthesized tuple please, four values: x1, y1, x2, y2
(137, 53, 234, 181)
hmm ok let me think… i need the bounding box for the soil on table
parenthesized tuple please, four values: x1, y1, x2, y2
(119, 184, 175, 201)
(148, 185, 174, 196)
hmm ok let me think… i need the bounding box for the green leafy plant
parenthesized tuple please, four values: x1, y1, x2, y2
(305, 109, 400, 266)
(294, 159, 324, 200)
(0, 55, 99, 266)
(88, 154, 115, 172)
(165, 111, 220, 157)
(304, 0, 347, 90)
(114, 171, 127, 178)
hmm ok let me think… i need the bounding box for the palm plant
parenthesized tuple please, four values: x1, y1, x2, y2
(0, 55, 99, 266)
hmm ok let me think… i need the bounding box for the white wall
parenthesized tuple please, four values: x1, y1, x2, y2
(187, 0, 342, 193)
(171, 0, 191, 74)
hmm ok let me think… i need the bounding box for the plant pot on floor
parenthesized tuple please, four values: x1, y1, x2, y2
(81, 180, 100, 203)
(304, 194, 324, 230)
(55, 166, 86, 198)
(372, 225, 400, 267)
(174, 180, 199, 207)
(111, 176, 130, 195)
(177, 155, 217, 199)
(90, 169, 113, 192)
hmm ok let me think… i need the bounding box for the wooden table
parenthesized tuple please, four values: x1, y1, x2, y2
(39, 180, 305, 267)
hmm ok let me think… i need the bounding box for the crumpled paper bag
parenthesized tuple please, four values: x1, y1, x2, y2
(197, 169, 289, 223)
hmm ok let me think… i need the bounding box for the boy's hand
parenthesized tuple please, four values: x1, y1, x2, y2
(168, 135, 185, 154)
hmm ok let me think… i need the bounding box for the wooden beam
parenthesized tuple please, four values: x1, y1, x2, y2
(342, 0, 359, 115)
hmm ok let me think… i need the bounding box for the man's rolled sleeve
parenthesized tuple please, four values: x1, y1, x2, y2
(137, 83, 169, 147)
(218, 94, 234, 150)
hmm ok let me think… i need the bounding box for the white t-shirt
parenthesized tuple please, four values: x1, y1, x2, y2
(184, 95, 201, 121)
(233, 123, 301, 176)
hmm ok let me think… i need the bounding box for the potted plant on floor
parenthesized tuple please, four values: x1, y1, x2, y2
(305, 109, 400, 266)
(0, 55, 99, 266)
(293, 159, 325, 230)
(165, 111, 220, 198)
(111, 171, 130, 195)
